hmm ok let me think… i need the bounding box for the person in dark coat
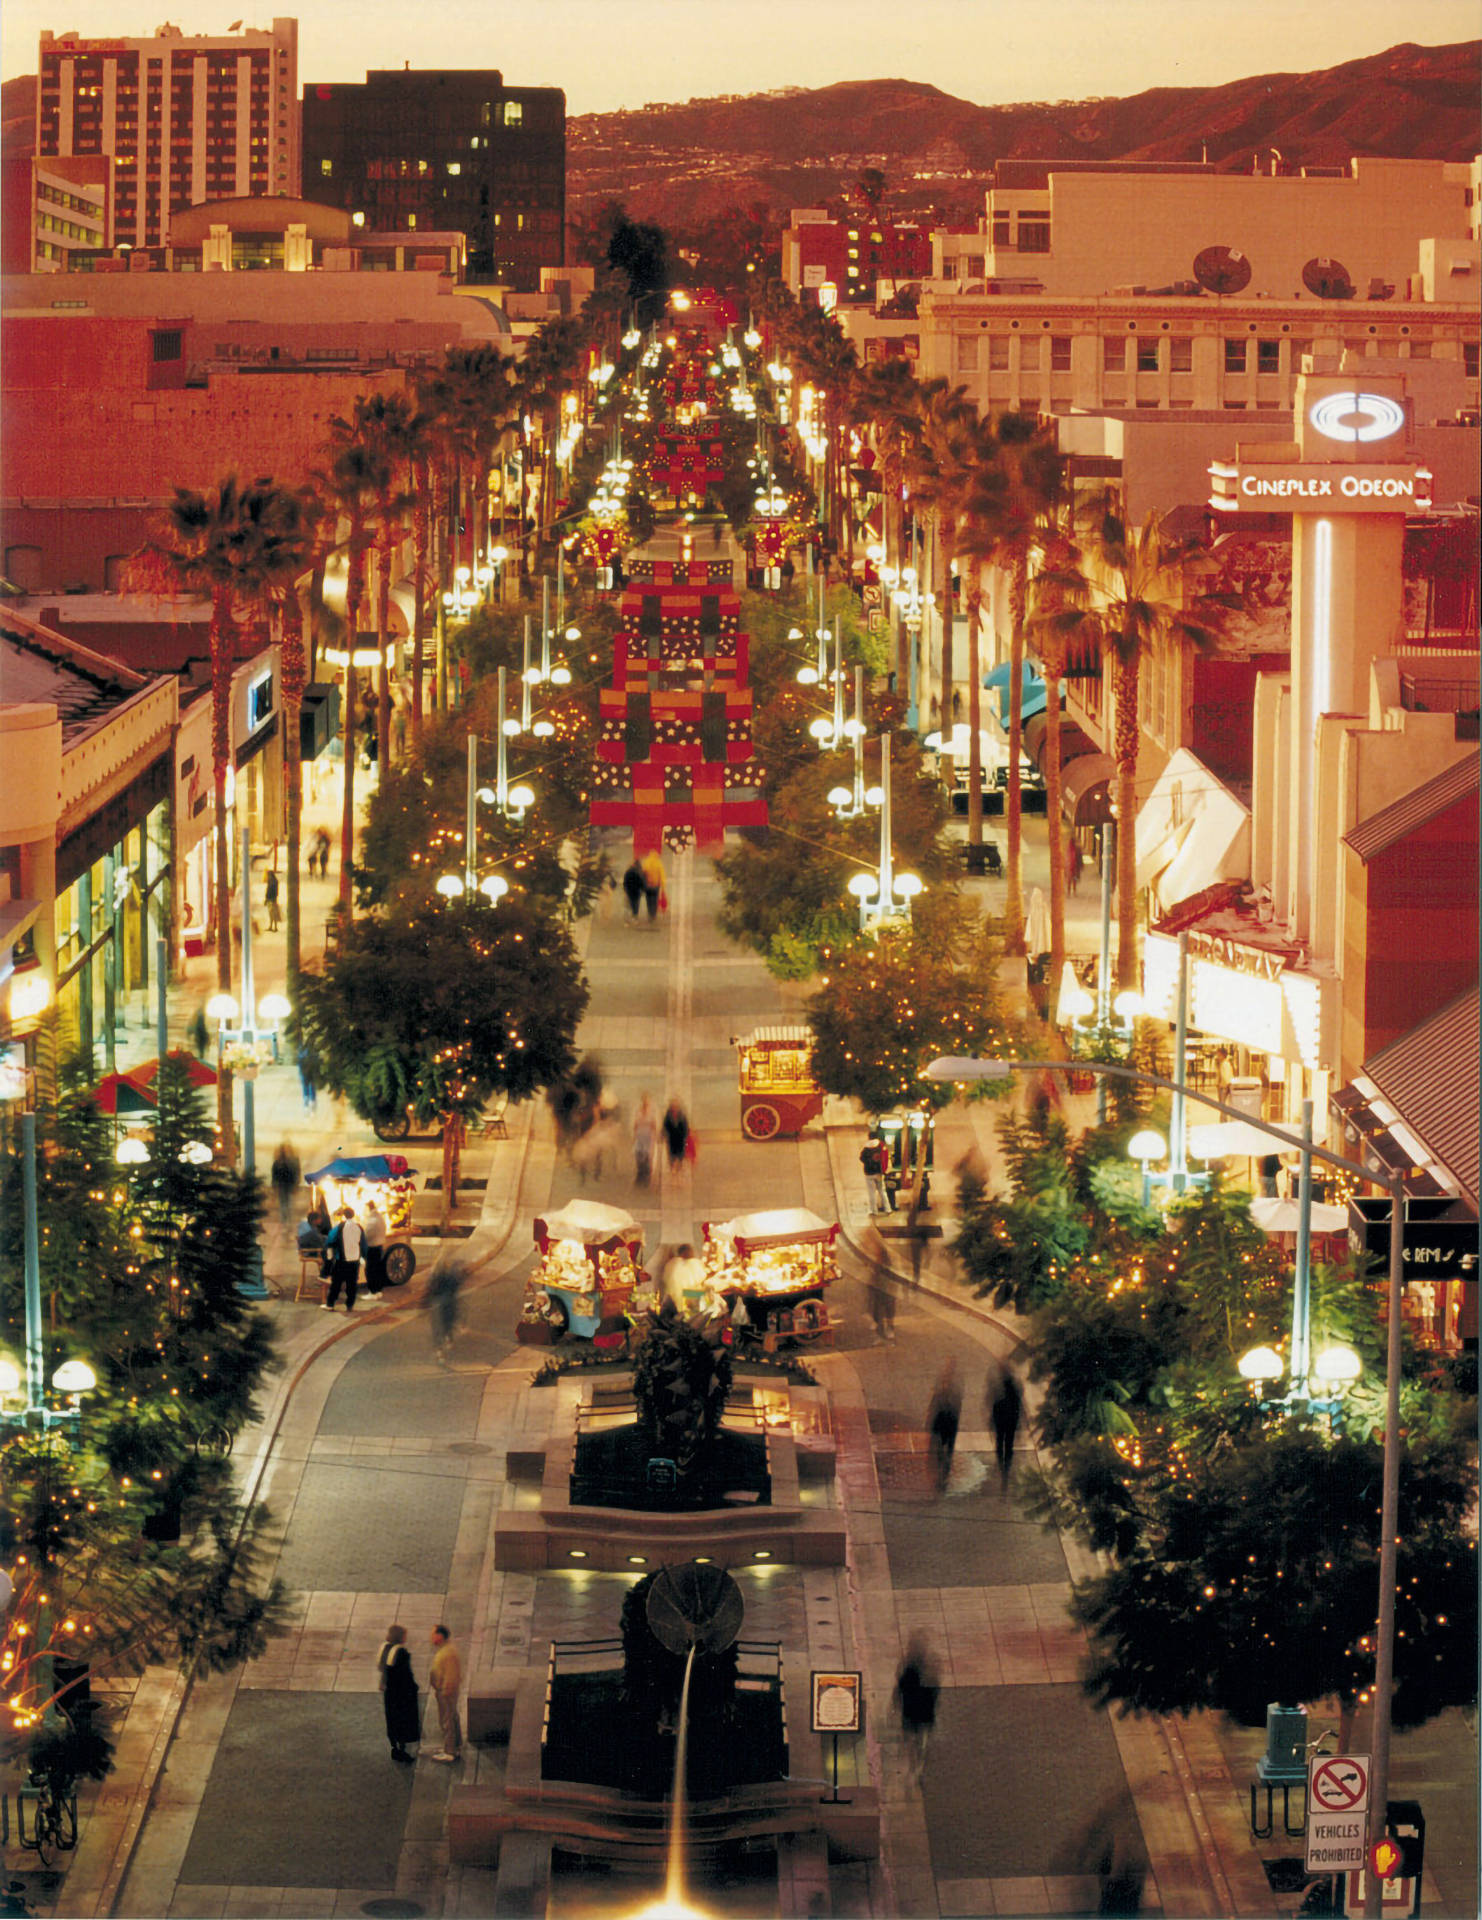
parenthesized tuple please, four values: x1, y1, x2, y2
(377, 1623, 420, 1761)
(661, 1098, 690, 1174)
(895, 1635, 939, 1784)
(621, 860, 645, 919)
(926, 1359, 961, 1494)
(270, 1141, 300, 1231)
(264, 866, 281, 929)
(989, 1366, 1023, 1482)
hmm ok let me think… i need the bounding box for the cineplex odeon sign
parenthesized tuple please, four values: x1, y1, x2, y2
(1209, 387, 1432, 514)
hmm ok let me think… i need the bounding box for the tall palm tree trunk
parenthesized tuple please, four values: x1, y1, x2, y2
(1043, 642, 1067, 995)
(1114, 641, 1141, 992)
(936, 514, 954, 746)
(208, 587, 236, 1154)
(964, 568, 984, 853)
(375, 541, 393, 773)
(1004, 564, 1027, 953)
(279, 589, 308, 994)
(410, 458, 430, 741)
(339, 550, 364, 913)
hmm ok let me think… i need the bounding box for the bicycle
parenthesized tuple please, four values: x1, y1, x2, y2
(17, 1773, 77, 1867)
(192, 1420, 235, 1460)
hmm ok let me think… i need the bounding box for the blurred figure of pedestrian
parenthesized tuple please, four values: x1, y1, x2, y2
(1066, 839, 1083, 896)
(661, 1098, 690, 1174)
(907, 1170, 932, 1284)
(664, 1243, 705, 1311)
(269, 1140, 300, 1231)
(264, 866, 281, 930)
(297, 1043, 318, 1114)
(621, 858, 645, 920)
(989, 1365, 1023, 1483)
(868, 1276, 896, 1342)
(860, 1136, 888, 1212)
(427, 1255, 466, 1364)
(632, 1095, 658, 1187)
(895, 1636, 939, 1785)
(926, 1359, 961, 1494)
(640, 850, 665, 920)
(362, 1197, 388, 1294)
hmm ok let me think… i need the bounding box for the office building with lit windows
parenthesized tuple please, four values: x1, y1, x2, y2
(301, 69, 565, 290)
(35, 18, 300, 252)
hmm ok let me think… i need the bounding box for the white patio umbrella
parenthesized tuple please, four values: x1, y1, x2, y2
(1250, 1194, 1348, 1235)
(1024, 886, 1051, 959)
(1189, 1120, 1286, 1160)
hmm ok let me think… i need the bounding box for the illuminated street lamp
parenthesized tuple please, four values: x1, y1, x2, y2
(845, 731, 922, 933)
(825, 668, 872, 819)
(1127, 1127, 1166, 1208)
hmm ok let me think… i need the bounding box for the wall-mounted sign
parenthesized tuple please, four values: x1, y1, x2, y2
(1348, 1196, 1479, 1284)
(1210, 462, 1433, 514)
(1308, 391, 1406, 444)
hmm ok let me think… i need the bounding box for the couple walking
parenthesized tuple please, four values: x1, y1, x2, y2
(620, 849, 667, 922)
(632, 1095, 694, 1187)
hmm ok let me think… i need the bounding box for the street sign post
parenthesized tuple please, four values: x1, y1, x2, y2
(1306, 1753, 1371, 1874)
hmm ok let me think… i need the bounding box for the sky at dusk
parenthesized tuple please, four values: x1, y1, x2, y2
(3, 0, 1478, 111)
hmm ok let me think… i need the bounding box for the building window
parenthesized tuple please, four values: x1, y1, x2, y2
(1256, 339, 1280, 373)
(1103, 336, 1124, 372)
(1049, 335, 1071, 371)
(1224, 338, 1247, 374)
(955, 334, 979, 372)
(1464, 341, 1479, 378)
(1136, 340, 1158, 373)
(503, 100, 523, 126)
(1017, 216, 1050, 253)
(1167, 337, 1193, 373)
(988, 336, 1009, 370)
(991, 213, 1010, 248)
(152, 328, 182, 361)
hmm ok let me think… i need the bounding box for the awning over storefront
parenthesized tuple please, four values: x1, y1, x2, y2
(1135, 748, 1250, 915)
(984, 659, 1047, 727)
(1061, 752, 1116, 826)
(1337, 988, 1479, 1208)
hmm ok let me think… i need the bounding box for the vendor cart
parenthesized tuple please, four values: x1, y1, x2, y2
(736, 1026, 823, 1141)
(700, 1207, 839, 1348)
(298, 1153, 419, 1297)
(525, 1199, 646, 1340)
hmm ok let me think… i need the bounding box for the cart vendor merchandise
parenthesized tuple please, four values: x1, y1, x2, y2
(736, 1026, 823, 1141)
(297, 1153, 419, 1297)
(523, 1199, 646, 1341)
(700, 1207, 839, 1347)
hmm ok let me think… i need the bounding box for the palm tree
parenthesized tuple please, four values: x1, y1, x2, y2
(901, 376, 965, 738)
(1045, 503, 1235, 991)
(278, 484, 329, 995)
(341, 392, 418, 771)
(138, 476, 311, 1142)
(974, 413, 1066, 953)
(317, 430, 389, 913)
(1025, 527, 1081, 992)
(852, 355, 922, 694)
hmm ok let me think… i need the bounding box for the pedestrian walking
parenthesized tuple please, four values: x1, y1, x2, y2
(926, 1359, 961, 1494)
(427, 1256, 466, 1363)
(632, 1095, 658, 1187)
(640, 850, 665, 921)
(323, 1207, 363, 1312)
(269, 1140, 300, 1231)
(296, 1043, 318, 1114)
(1066, 839, 1083, 896)
(314, 827, 331, 878)
(895, 1636, 939, 1785)
(989, 1365, 1023, 1483)
(361, 1197, 388, 1294)
(663, 1243, 706, 1311)
(621, 859, 645, 919)
(907, 1171, 932, 1285)
(661, 1098, 690, 1174)
(377, 1624, 420, 1763)
(868, 1276, 896, 1342)
(427, 1625, 463, 1762)
(859, 1137, 888, 1212)
(264, 866, 281, 930)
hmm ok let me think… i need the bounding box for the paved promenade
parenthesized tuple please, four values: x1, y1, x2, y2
(13, 779, 1474, 1920)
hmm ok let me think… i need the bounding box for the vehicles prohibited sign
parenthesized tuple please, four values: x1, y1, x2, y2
(1306, 1753, 1371, 1873)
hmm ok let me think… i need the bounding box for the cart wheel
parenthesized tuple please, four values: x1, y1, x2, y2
(384, 1243, 416, 1287)
(372, 1108, 411, 1142)
(742, 1102, 781, 1142)
(545, 1295, 570, 1340)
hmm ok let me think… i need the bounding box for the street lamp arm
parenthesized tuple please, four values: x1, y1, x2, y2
(923, 1055, 1388, 1191)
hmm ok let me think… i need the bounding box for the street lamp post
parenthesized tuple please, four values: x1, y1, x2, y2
(924, 1051, 1407, 1907)
(846, 731, 922, 932)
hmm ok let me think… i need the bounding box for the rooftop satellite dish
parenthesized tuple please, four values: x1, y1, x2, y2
(645, 1560, 745, 1657)
(1193, 245, 1252, 296)
(1302, 256, 1356, 299)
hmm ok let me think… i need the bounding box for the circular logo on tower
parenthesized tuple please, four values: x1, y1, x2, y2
(1308, 391, 1406, 443)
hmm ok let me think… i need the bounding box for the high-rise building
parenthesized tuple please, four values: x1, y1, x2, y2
(36, 18, 300, 251)
(302, 69, 564, 291)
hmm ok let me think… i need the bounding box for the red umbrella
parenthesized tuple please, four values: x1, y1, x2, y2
(130, 1050, 218, 1090)
(92, 1072, 157, 1117)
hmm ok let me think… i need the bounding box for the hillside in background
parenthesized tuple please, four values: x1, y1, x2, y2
(570, 40, 1480, 226)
